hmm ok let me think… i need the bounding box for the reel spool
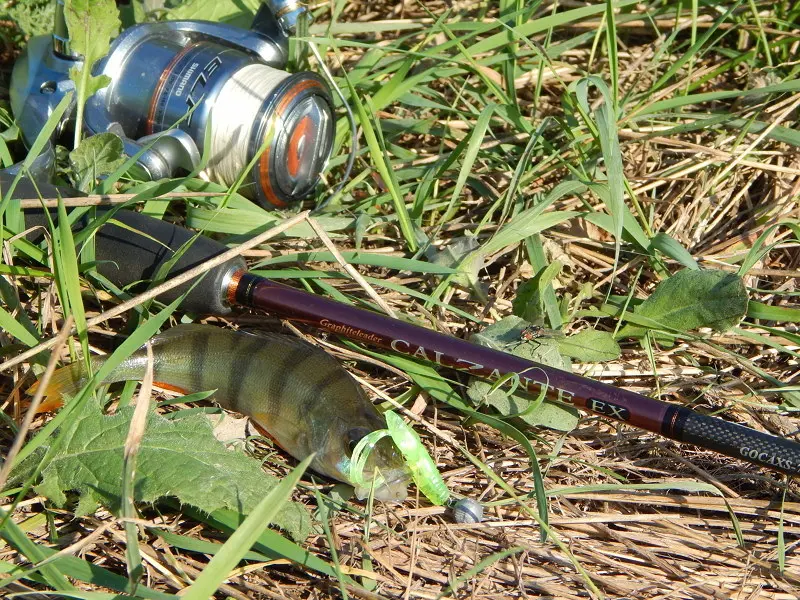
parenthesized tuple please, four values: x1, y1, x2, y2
(11, 4, 336, 208)
(93, 24, 334, 208)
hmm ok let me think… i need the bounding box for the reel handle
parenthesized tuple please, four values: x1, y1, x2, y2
(263, 0, 312, 35)
(24, 206, 243, 315)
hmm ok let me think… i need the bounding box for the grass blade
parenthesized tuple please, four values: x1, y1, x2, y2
(180, 455, 313, 600)
(55, 197, 90, 362)
(0, 93, 72, 219)
(181, 504, 349, 581)
(0, 508, 74, 592)
(572, 76, 625, 266)
(441, 103, 495, 224)
(629, 79, 800, 120)
(436, 546, 525, 599)
(604, 0, 619, 107)
(343, 78, 417, 251)
(466, 0, 639, 57)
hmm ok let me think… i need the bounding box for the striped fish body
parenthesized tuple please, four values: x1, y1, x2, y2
(33, 325, 409, 501)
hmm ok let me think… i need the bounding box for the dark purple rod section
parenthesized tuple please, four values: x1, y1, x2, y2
(232, 273, 800, 477)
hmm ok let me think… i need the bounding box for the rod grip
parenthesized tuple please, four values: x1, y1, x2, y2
(23, 207, 244, 315)
(92, 209, 245, 314)
(667, 406, 800, 476)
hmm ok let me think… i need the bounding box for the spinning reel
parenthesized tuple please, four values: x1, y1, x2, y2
(11, 0, 346, 208)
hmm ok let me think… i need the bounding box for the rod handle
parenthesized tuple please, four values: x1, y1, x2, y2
(22, 206, 243, 315)
(667, 406, 800, 476)
(91, 209, 245, 314)
(4, 172, 243, 314)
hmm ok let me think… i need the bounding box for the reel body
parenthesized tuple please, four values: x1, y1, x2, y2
(11, 7, 334, 207)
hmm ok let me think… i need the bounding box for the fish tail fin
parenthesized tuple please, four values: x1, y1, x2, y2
(26, 363, 89, 413)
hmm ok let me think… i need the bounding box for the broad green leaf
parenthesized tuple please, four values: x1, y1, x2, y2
(69, 132, 125, 192)
(512, 262, 563, 323)
(181, 456, 312, 600)
(467, 316, 578, 432)
(65, 0, 120, 147)
(5, 1, 57, 37)
(556, 330, 621, 362)
(617, 269, 749, 339)
(467, 374, 579, 431)
(469, 315, 561, 357)
(35, 404, 311, 541)
(167, 0, 255, 26)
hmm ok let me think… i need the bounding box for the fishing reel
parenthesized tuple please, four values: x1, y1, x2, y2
(10, 0, 338, 208)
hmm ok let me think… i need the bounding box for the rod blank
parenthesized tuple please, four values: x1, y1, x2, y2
(233, 273, 800, 477)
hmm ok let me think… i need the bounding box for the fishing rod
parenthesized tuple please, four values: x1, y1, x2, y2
(234, 276, 800, 477)
(14, 192, 800, 478)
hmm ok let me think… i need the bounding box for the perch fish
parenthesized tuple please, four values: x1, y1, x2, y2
(30, 324, 409, 501)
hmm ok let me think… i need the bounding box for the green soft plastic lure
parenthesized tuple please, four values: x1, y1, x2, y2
(350, 411, 450, 506)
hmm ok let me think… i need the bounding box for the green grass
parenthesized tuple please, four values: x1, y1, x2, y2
(2, 0, 800, 598)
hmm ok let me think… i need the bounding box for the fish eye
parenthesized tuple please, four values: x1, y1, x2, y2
(347, 427, 371, 453)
